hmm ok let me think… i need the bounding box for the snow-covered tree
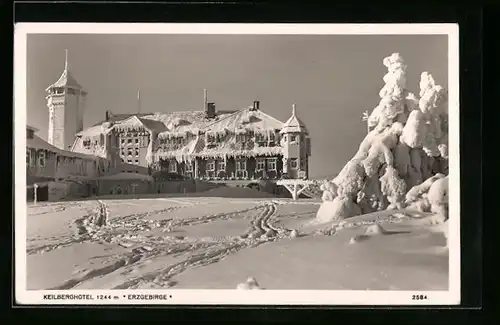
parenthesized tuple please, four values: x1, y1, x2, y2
(316, 53, 449, 223)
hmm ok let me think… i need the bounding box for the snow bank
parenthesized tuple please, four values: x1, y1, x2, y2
(236, 277, 262, 290)
(316, 53, 448, 223)
(202, 186, 275, 198)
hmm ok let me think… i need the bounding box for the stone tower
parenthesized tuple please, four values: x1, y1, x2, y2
(280, 104, 311, 179)
(46, 50, 87, 150)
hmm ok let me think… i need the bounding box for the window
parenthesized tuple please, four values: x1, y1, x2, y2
(135, 149, 139, 156)
(134, 159, 139, 164)
(121, 139, 125, 145)
(300, 158, 306, 169)
(217, 160, 226, 171)
(185, 162, 193, 172)
(100, 134, 104, 145)
(127, 160, 132, 164)
(206, 160, 215, 171)
(256, 133, 266, 143)
(206, 134, 215, 144)
(290, 158, 298, 169)
(236, 159, 247, 171)
(26, 149, 31, 166)
(290, 135, 297, 142)
(128, 149, 133, 156)
(267, 158, 277, 171)
(38, 151, 46, 167)
(121, 150, 125, 156)
(236, 134, 246, 143)
(128, 139, 132, 144)
(268, 132, 275, 142)
(168, 161, 177, 173)
(256, 158, 265, 171)
(135, 138, 139, 144)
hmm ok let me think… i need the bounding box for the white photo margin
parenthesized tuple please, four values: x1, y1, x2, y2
(14, 23, 460, 306)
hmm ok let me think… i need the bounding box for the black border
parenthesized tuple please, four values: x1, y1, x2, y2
(7, 1, 486, 323)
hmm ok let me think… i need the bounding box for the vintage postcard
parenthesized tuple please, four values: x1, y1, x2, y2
(14, 23, 460, 305)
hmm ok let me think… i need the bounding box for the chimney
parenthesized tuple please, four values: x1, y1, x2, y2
(252, 100, 260, 111)
(105, 110, 111, 121)
(206, 102, 216, 119)
(204, 89, 208, 111)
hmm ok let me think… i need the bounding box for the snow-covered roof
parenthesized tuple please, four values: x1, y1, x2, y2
(201, 108, 284, 135)
(27, 135, 101, 161)
(27, 135, 63, 153)
(45, 69, 83, 91)
(280, 104, 308, 135)
(76, 124, 112, 138)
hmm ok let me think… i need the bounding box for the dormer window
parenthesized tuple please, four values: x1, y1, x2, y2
(26, 129, 34, 139)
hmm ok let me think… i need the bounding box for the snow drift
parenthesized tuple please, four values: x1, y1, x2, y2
(317, 53, 449, 223)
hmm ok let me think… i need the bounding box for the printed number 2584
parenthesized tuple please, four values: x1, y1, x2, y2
(412, 295, 428, 300)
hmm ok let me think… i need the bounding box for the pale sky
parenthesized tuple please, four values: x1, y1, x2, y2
(26, 34, 448, 178)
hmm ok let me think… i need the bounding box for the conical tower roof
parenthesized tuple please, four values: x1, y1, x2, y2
(45, 49, 83, 91)
(280, 104, 308, 135)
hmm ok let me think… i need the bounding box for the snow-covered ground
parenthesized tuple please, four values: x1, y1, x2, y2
(26, 193, 448, 291)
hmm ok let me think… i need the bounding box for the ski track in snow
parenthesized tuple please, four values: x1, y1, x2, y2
(29, 198, 410, 290)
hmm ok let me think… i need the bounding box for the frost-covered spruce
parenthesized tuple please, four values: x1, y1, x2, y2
(316, 53, 449, 223)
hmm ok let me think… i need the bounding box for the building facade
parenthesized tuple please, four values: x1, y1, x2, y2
(71, 96, 312, 182)
(26, 125, 110, 201)
(41, 54, 312, 193)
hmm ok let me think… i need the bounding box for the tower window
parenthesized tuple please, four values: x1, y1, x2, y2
(67, 88, 76, 95)
(135, 149, 139, 156)
(290, 158, 298, 169)
(128, 139, 132, 144)
(290, 135, 297, 142)
(127, 160, 132, 164)
(128, 149, 133, 156)
(135, 139, 139, 144)
(134, 159, 139, 164)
